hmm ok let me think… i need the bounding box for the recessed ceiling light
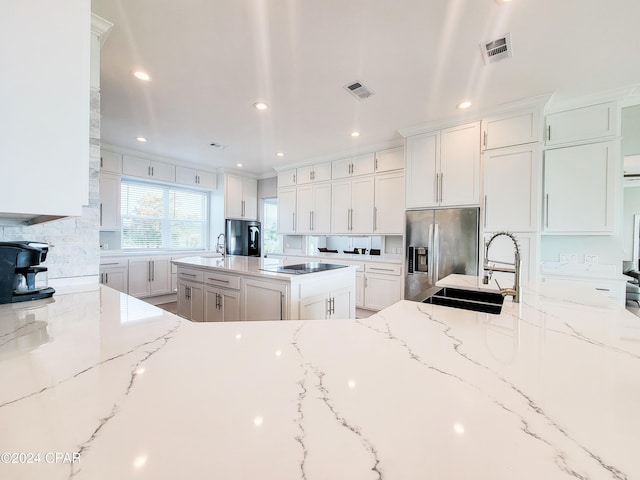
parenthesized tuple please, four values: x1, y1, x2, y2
(253, 102, 268, 110)
(276, 152, 284, 157)
(136, 136, 147, 142)
(236, 163, 243, 167)
(350, 131, 360, 137)
(456, 101, 472, 109)
(133, 71, 151, 81)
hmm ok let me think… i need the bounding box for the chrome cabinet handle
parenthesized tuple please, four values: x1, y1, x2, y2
(208, 277, 229, 284)
(484, 195, 488, 228)
(439, 173, 444, 203)
(280, 293, 284, 320)
(545, 194, 550, 228)
(547, 125, 551, 141)
(483, 131, 487, 147)
(99, 203, 103, 226)
(434, 173, 439, 203)
(293, 212, 296, 231)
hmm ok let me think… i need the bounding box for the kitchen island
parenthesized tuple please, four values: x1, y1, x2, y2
(0, 279, 638, 479)
(172, 256, 358, 321)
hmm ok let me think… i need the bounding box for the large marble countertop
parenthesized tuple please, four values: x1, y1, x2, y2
(172, 255, 359, 280)
(1, 278, 639, 479)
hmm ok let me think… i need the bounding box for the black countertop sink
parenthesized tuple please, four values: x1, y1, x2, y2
(422, 287, 504, 314)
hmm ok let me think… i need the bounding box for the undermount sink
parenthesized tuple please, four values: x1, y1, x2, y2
(422, 287, 504, 314)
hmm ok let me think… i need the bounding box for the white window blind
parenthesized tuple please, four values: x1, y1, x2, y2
(121, 179, 208, 250)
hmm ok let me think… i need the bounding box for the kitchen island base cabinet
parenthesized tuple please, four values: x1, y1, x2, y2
(204, 286, 240, 322)
(241, 278, 288, 321)
(177, 280, 204, 322)
(299, 287, 352, 320)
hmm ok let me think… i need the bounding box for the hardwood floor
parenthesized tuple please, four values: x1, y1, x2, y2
(158, 302, 177, 314)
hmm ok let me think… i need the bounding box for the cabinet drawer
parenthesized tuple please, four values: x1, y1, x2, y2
(204, 271, 240, 290)
(365, 263, 401, 275)
(177, 267, 204, 283)
(99, 257, 128, 268)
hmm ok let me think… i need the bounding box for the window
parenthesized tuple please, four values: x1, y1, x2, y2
(262, 198, 282, 254)
(121, 179, 208, 250)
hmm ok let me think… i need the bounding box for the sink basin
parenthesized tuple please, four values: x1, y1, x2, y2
(422, 287, 504, 314)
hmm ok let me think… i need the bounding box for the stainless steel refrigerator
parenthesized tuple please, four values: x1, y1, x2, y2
(405, 207, 479, 302)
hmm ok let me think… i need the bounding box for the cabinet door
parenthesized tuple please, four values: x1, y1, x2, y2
(364, 274, 402, 311)
(100, 150, 122, 173)
(296, 165, 314, 185)
(296, 185, 314, 233)
(375, 172, 405, 234)
(204, 286, 224, 322)
(196, 170, 217, 189)
(332, 157, 353, 180)
(149, 257, 171, 296)
(350, 176, 375, 233)
(100, 267, 128, 293)
(546, 102, 616, 146)
(128, 258, 151, 297)
(242, 177, 258, 219)
(122, 155, 150, 178)
(277, 169, 297, 188)
(482, 110, 541, 150)
(543, 142, 616, 233)
(312, 183, 332, 233)
(330, 288, 352, 319)
(149, 161, 175, 183)
(242, 278, 288, 320)
(351, 153, 375, 176)
(299, 293, 330, 320)
(175, 166, 197, 186)
(440, 122, 480, 206)
(483, 144, 539, 232)
(221, 289, 240, 322)
(331, 180, 352, 233)
(190, 283, 204, 322)
(99, 173, 121, 231)
(406, 131, 439, 208)
(312, 163, 332, 182)
(375, 147, 404, 173)
(225, 174, 244, 218)
(277, 187, 297, 234)
(355, 272, 365, 308)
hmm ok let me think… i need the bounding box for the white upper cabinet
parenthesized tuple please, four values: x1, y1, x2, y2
(297, 163, 332, 184)
(331, 177, 375, 234)
(100, 150, 122, 174)
(277, 187, 297, 234)
(483, 143, 540, 232)
(278, 168, 297, 188)
(406, 122, 480, 208)
(406, 131, 439, 208)
(374, 172, 405, 234)
(481, 109, 541, 150)
(439, 122, 481, 206)
(99, 173, 121, 231)
(545, 102, 616, 146)
(122, 155, 175, 183)
(543, 141, 617, 234)
(332, 153, 375, 179)
(0, 2, 90, 222)
(175, 166, 217, 189)
(296, 183, 331, 234)
(225, 174, 257, 220)
(374, 147, 404, 173)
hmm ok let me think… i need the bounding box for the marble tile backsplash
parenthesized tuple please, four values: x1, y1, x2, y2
(0, 88, 101, 280)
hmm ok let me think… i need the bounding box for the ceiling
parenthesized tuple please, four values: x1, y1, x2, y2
(92, 0, 640, 177)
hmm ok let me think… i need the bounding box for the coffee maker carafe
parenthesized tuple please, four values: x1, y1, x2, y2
(0, 241, 55, 304)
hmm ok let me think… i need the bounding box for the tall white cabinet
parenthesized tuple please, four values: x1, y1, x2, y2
(331, 176, 375, 234)
(225, 174, 258, 220)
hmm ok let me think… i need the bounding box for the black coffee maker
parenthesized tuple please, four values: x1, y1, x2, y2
(0, 241, 55, 304)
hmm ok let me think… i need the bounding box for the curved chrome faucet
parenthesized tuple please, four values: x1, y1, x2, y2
(483, 231, 522, 303)
(216, 233, 226, 258)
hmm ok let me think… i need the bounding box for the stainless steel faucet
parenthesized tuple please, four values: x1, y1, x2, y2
(216, 233, 226, 257)
(482, 231, 522, 303)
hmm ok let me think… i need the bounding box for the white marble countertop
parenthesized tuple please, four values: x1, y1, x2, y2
(1, 278, 639, 479)
(173, 255, 360, 280)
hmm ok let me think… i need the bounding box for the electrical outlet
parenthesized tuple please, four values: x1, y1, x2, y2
(585, 254, 599, 264)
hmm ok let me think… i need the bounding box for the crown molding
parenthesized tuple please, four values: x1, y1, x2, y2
(91, 13, 114, 46)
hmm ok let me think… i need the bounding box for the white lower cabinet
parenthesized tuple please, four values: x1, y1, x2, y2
(177, 280, 204, 322)
(241, 278, 288, 321)
(361, 263, 403, 311)
(128, 256, 172, 298)
(299, 287, 352, 320)
(99, 258, 128, 293)
(204, 286, 240, 322)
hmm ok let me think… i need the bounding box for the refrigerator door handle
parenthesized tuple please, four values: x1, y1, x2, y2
(428, 223, 434, 282)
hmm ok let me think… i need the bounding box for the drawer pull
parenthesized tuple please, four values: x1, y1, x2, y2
(100, 262, 120, 266)
(368, 267, 395, 272)
(180, 273, 197, 277)
(208, 277, 229, 283)
(595, 287, 610, 291)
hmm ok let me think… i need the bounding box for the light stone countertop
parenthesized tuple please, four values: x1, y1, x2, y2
(0, 277, 638, 479)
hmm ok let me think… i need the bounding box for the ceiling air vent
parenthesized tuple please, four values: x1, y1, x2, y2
(344, 81, 374, 100)
(209, 142, 228, 150)
(480, 33, 512, 64)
